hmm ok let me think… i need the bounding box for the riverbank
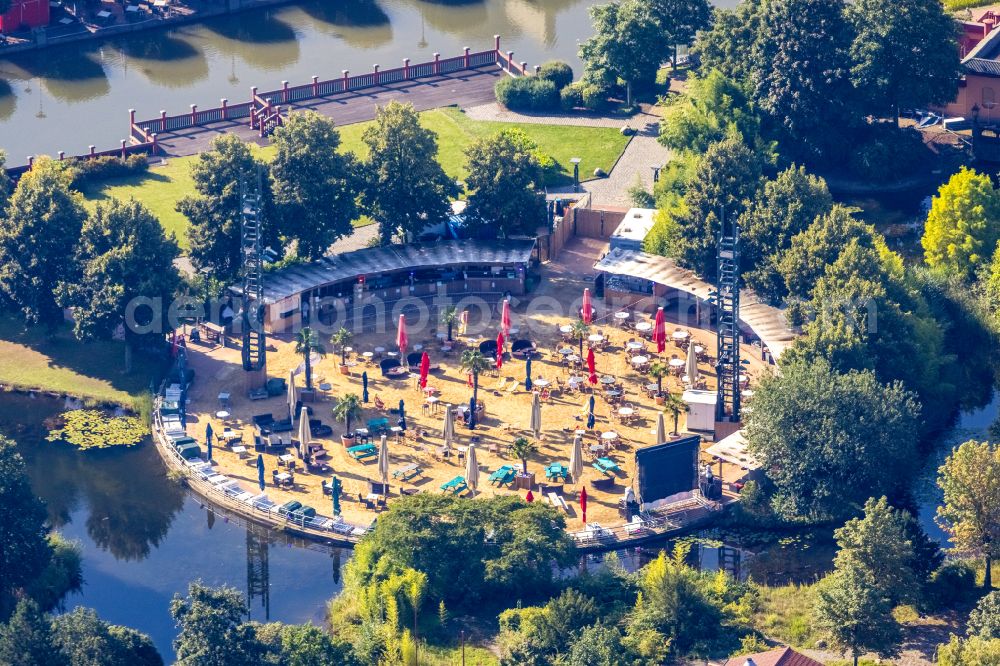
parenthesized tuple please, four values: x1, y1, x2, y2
(0, 0, 303, 57)
(0, 314, 165, 407)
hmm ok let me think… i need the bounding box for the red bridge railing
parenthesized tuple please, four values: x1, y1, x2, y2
(7, 35, 533, 176)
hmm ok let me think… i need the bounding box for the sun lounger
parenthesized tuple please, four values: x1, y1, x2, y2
(547, 492, 569, 513)
(594, 457, 621, 475)
(506, 381, 519, 394)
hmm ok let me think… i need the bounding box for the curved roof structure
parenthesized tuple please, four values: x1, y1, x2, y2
(593, 247, 798, 360)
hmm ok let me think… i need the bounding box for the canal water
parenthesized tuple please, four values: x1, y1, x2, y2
(0, 0, 740, 161)
(2, 387, 995, 659)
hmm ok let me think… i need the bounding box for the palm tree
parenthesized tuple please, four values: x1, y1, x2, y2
(509, 436, 537, 475)
(295, 327, 326, 390)
(662, 392, 688, 435)
(570, 320, 591, 357)
(648, 361, 669, 396)
(460, 348, 492, 406)
(440, 306, 458, 342)
(332, 393, 363, 434)
(330, 327, 353, 365)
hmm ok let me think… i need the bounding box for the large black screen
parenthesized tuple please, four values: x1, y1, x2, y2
(635, 435, 700, 504)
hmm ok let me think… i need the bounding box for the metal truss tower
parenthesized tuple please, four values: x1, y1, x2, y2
(715, 210, 741, 423)
(240, 175, 266, 373)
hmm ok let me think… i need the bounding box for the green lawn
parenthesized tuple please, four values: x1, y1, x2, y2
(0, 316, 166, 406)
(79, 107, 630, 250)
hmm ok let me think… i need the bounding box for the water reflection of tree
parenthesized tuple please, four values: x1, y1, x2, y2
(200, 11, 301, 71)
(4, 47, 110, 103)
(298, 0, 393, 49)
(0, 79, 16, 122)
(116, 33, 210, 89)
(0, 394, 184, 563)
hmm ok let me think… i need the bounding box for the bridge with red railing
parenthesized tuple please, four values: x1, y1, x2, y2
(7, 36, 531, 175)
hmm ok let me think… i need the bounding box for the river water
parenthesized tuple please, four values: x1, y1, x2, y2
(0, 0, 740, 162)
(2, 388, 995, 659)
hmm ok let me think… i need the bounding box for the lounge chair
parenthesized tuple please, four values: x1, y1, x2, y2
(506, 381, 519, 394)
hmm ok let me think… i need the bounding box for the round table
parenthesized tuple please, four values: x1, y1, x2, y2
(374, 346, 386, 354)
(601, 431, 619, 441)
(567, 377, 583, 387)
(574, 429, 587, 436)
(215, 411, 230, 420)
(559, 347, 574, 355)
(635, 322, 652, 332)
(614, 312, 630, 321)
(588, 334, 604, 343)
(566, 355, 581, 363)
(436, 332, 447, 340)
(626, 341, 644, 351)
(739, 374, 749, 383)
(694, 345, 704, 354)
(362, 351, 374, 359)
(533, 379, 550, 388)
(672, 330, 689, 340)
(645, 383, 660, 393)
(343, 346, 353, 354)
(413, 344, 423, 352)
(618, 407, 634, 417)
(559, 325, 573, 334)
(669, 358, 685, 368)
(319, 383, 332, 391)
(631, 355, 649, 366)
(599, 375, 616, 385)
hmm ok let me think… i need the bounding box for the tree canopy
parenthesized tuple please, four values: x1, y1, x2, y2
(0, 158, 86, 328)
(61, 198, 181, 371)
(579, 0, 667, 103)
(658, 70, 761, 154)
(463, 129, 547, 239)
(937, 440, 1000, 589)
(848, 0, 959, 122)
(922, 167, 1000, 280)
(361, 101, 457, 245)
(179, 135, 279, 282)
(270, 111, 362, 260)
(171, 582, 266, 666)
(745, 359, 920, 522)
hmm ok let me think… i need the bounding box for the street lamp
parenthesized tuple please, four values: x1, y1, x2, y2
(570, 157, 581, 193)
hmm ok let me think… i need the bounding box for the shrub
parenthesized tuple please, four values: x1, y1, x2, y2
(848, 125, 928, 182)
(922, 559, 978, 611)
(560, 84, 584, 112)
(537, 60, 574, 90)
(66, 154, 148, 188)
(495, 76, 558, 111)
(580, 82, 609, 111)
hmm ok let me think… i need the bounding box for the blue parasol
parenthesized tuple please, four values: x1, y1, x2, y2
(362, 372, 369, 403)
(257, 454, 265, 491)
(587, 395, 595, 430)
(525, 356, 533, 392)
(205, 423, 213, 462)
(468, 395, 477, 429)
(398, 399, 407, 431)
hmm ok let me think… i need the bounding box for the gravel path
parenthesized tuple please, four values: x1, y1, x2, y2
(464, 103, 669, 209)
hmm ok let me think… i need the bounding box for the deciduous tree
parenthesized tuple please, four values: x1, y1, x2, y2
(171, 583, 265, 666)
(271, 111, 362, 260)
(649, 0, 712, 69)
(745, 359, 920, 521)
(937, 440, 1000, 589)
(580, 0, 667, 105)
(658, 70, 761, 154)
(464, 129, 546, 239)
(968, 591, 1000, 639)
(922, 167, 1000, 279)
(0, 599, 67, 666)
(848, 0, 960, 124)
(0, 436, 51, 618)
(52, 607, 162, 666)
(361, 101, 457, 245)
(61, 199, 181, 372)
(180, 135, 278, 282)
(0, 157, 86, 329)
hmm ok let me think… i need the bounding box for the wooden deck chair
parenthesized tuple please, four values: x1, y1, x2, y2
(496, 377, 508, 391)
(373, 395, 386, 410)
(506, 381, 519, 394)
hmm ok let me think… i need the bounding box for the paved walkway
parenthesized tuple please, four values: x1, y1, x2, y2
(465, 103, 669, 209)
(153, 67, 503, 158)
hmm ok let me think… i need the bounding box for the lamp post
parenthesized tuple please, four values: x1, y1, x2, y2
(570, 157, 581, 193)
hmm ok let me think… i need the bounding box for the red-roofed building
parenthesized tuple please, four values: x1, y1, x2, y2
(0, 0, 50, 33)
(722, 646, 825, 666)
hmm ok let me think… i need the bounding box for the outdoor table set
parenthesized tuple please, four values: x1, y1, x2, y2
(545, 462, 569, 481)
(441, 476, 468, 494)
(489, 465, 516, 486)
(348, 443, 377, 461)
(393, 463, 423, 481)
(594, 457, 622, 475)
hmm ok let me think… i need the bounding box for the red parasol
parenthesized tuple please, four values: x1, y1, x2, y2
(525, 489, 534, 503)
(467, 373, 474, 388)
(418, 352, 430, 389)
(587, 348, 597, 384)
(652, 307, 666, 354)
(396, 314, 408, 357)
(580, 486, 588, 524)
(582, 288, 592, 324)
(496, 331, 505, 370)
(500, 299, 511, 338)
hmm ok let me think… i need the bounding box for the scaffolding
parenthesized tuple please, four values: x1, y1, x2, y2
(715, 211, 741, 423)
(240, 176, 266, 373)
